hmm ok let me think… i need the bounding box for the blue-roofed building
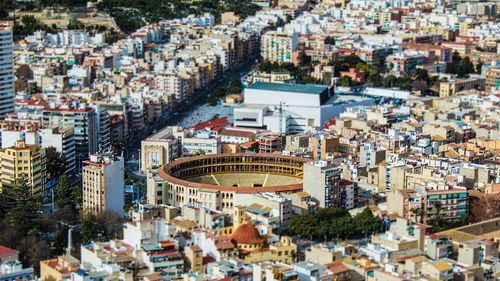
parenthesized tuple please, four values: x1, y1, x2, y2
(234, 82, 374, 133)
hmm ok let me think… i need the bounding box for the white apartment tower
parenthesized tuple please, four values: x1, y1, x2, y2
(82, 154, 124, 215)
(0, 24, 14, 117)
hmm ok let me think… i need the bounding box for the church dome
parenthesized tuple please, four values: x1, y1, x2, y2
(230, 222, 266, 245)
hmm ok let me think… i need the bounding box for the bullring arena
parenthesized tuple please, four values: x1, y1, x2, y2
(155, 153, 309, 213)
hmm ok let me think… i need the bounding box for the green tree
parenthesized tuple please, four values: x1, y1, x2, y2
(383, 75, 397, 88)
(302, 76, 320, 84)
(475, 61, 483, 74)
(339, 75, 354, 87)
(46, 146, 66, 180)
(56, 174, 80, 210)
(415, 68, 429, 82)
(410, 207, 426, 224)
(367, 73, 383, 87)
(428, 201, 444, 227)
(2, 177, 42, 236)
(249, 141, 259, 152)
(447, 52, 475, 78)
(207, 86, 227, 106)
(458, 57, 474, 77)
(258, 60, 273, 73)
(353, 207, 382, 235)
(290, 250, 297, 262)
(288, 207, 382, 241)
(395, 75, 412, 91)
(18, 236, 51, 273)
(327, 54, 366, 77)
(229, 74, 242, 94)
(81, 211, 124, 243)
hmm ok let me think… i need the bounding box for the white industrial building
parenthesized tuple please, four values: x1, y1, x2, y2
(234, 82, 374, 133)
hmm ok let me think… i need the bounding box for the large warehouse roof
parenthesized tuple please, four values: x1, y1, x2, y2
(247, 82, 329, 95)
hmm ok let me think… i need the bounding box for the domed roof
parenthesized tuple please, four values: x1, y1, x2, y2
(231, 222, 266, 245)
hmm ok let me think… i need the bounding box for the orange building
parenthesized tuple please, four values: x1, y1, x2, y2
(339, 68, 366, 83)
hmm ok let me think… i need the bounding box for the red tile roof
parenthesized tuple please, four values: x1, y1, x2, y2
(219, 128, 254, 139)
(203, 255, 216, 264)
(0, 246, 18, 257)
(192, 117, 230, 132)
(326, 262, 350, 275)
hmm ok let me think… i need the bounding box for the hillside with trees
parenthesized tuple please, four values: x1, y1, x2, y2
(1, 0, 261, 34)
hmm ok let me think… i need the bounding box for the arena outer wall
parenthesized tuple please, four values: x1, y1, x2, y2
(154, 153, 310, 213)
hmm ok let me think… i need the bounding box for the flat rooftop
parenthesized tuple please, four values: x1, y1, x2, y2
(247, 82, 329, 95)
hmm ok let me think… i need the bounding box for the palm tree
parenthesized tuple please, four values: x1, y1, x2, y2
(433, 201, 442, 213)
(410, 207, 426, 224)
(429, 201, 443, 227)
(418, 208, 426, 224)
(410, 207, 419, 222)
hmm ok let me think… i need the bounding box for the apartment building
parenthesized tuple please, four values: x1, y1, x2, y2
(399, 43, 452, 63)
(0, 24, 14, 117)
(468, 51, 500, 66)
(387, 189, 424, 222)
(485, 66, 500, 92)
(311, 134, 339, 161)
(359, 143, 386, 168)
(457, 239, 498, 266)
(356, 46, 393, 64)
(0, 122, 42, 149)
(40, 255, 80, 281)
(182, 204, 225, 230)
(0, 140, 46, 195)
(375, 129, 410, 153)
(181, 135, 221, 156)
(219, 128, 255, 144)
(0, 123, 76, 176)
(140, 126, 190, 172)
(42, 107, 97, 165)
(422, 123, 456, 143)
(425, 187, 468, 224)
(425, 235, 452, 260)
(236, 192, 293, 232)
(439, 78, 485, 98)
(303, 161, 356, 209)
(386, 51, 428, 75)
(440, 41, 472, 56)
(259, 134, 283, 154)
(185, 246, 203, 273)
(82, 153, 124, 214)
(421, 261, 454, 281)
(261, 31, 299, 64)
(40, 127, 76, 176)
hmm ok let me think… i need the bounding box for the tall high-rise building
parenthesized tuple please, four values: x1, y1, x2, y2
(0, 23, 14, 117)
(0, 140, 47, 195)
(82, 153, 124, 214)
(92, 104, 111, 152)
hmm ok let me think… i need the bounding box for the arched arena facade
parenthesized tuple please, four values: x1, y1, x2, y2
(152, 153, 309, 213)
